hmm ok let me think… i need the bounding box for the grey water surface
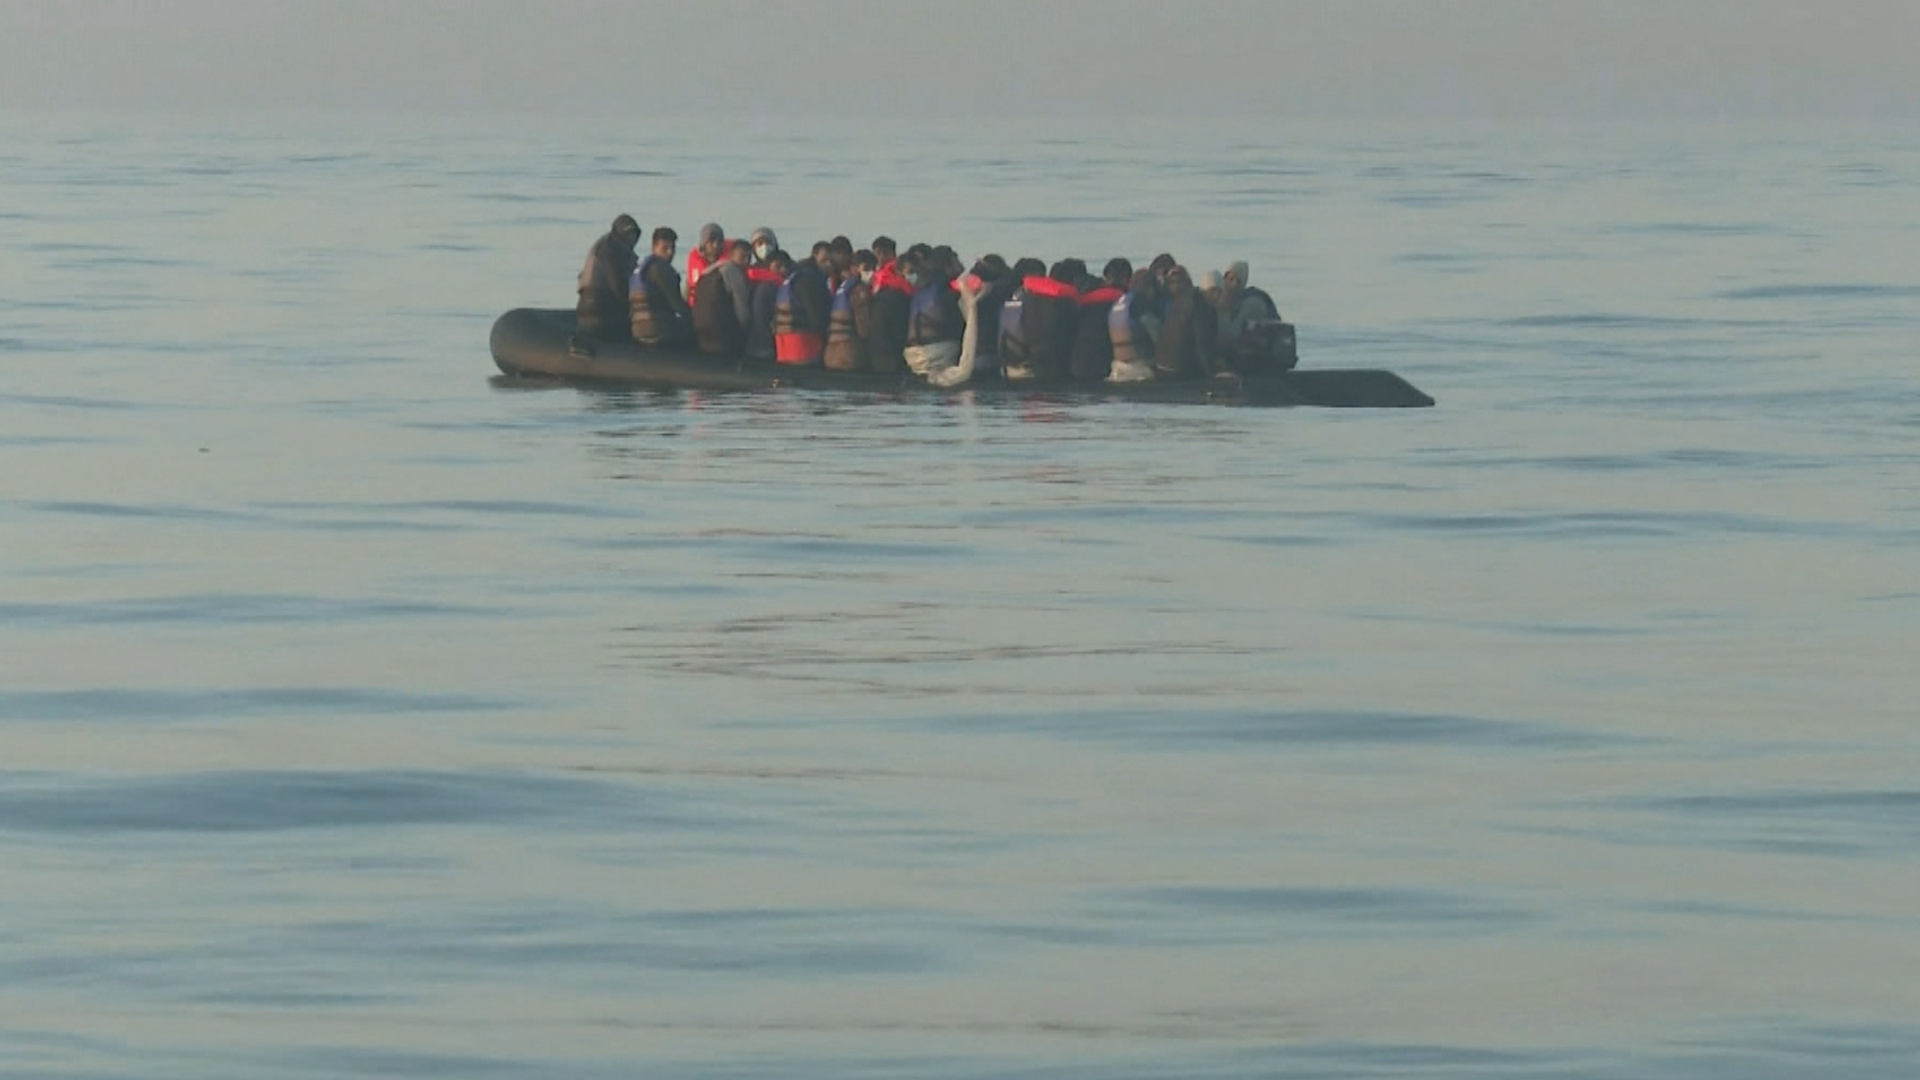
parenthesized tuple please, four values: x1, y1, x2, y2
(3, 114, 1919, 1079)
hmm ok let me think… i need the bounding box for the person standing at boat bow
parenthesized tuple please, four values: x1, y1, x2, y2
(573, 214, 641, 350)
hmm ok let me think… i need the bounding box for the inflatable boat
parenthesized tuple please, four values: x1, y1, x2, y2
(489, 308, 1434, 408)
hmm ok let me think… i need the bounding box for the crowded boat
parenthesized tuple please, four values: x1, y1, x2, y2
(569, 215, 1297, 388)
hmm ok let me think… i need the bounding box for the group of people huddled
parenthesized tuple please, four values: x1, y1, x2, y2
(574, 214, 1292, 386)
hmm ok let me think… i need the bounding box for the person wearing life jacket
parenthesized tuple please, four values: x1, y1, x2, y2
(773, 248, 833, 366)
(871, 236, 898, 277)
(574, 214, 641, 348)
(1152, 265, 1223, 379)
(903, 247, 965, 379)
(825, 236, 854, 288)
(995, 257, 1047, 379)
(1216, 260, 1293, 373)
(866, 247, 916, 376)
(1066, 257, 1131, 382)
(927, 254, 1014, 388)
(1013, 258, 1084, 383)
(1108, 266, 1161, 382)
(629, 226, 692, 350)
(693, 239, 754, 356)
(685, 222, 726, 307)
(744, 249, 791, 362)
(823, 249, 877, 371)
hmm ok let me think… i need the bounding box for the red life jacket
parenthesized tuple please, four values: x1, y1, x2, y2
(747, 266, 785, 285)
(687, 248, 717, 305)
(1022, 275, 1080, 301)
(871, 265, 915, 297)
(1078, 285, 1125, 308)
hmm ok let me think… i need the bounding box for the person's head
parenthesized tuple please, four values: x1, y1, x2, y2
(1222, 261, 1250, 301)
(871, 236, 897, 263)
(726, 238, 753, 266)
(810, 241, 832, 272)
(1197, 270, 1224, 306)
(829, 236, 855, 274)
(1013, 257, 1046, 280)
(930, 245, 962, 281)
(768, 249, 794, 277)
(854, 249, 878, 282)
(612, 214, 641, 248)
(748, 227, 779, 264)
(698, 223, 725, 259)
(1149, 253, 1177, 281)
(1049, 258, 1085, 285)
(1165, 265, 1193, 295)
(1102, 258, 1133, 290)
(650, 226, 678, 259)
(896, 249, 926, 286)
(973, 253, 1010, 280)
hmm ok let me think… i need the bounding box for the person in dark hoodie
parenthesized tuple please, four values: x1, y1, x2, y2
(928, 254, 1015, 388)
(1151, 265, 1222, 379)
(685, 222, 726, 307)
(1067, 257, 1131, 382)
(866, 246, 916, 375)
(824, 249, 877, 371)
(774, 248, 833, 366)
(693, 239, 754, 356)
(629, 226, 692, 349)
(574, 214, 641, 348)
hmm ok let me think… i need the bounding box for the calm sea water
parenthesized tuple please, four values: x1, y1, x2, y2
(3, 112, 1919, 1079)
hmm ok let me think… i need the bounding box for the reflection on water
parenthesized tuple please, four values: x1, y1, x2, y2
(2, 115, 1919, 1078)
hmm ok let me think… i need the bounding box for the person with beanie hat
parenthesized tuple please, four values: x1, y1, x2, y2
(573, 213, 642, 351)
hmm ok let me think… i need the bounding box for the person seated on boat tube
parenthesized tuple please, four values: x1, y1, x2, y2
(774, 247, 833, 366)
(823, 249, 877, 371)
(1066, 258, 1131, 382)
(1152, 265, 1224, 380)
(1012, 259, 1084, 383)
(1215, 260, 1293, 373)
(745, 249, 792, 362)
(629, 226, 693, 349)
(866, 246, 916, 376)
(903, 246, 966, 379)
(927, 254, 1015, 388)
(686, 223, 726, 307)
(1107, 266, 1161, 382)
(693, 239, 754, 356)
(995, 257, 1047, 379)
(574, 213, 641, 344)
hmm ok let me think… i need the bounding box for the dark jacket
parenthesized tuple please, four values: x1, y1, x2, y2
(972, 274, 1019, 357)
(1018, 275, 1080, 383)
(867, 269, 914, 375)
(1068, 285, 1125, 382)
(693, 261, 751, 356)
(776, 262, 833, 336)
(629, 254, 690, 347)
(906, 280, 963, 347)
(576, 231, 637, 336)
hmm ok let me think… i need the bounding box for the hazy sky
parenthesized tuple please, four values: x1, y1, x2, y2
(5, 0, 1919, 121)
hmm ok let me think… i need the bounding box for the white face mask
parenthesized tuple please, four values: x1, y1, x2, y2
(753, 243, 771, 261)
(905, 272, 920, 286)
(860, 270, 875, 285)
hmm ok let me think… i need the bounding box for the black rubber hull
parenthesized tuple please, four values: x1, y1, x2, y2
(490, 309, 1434, 408)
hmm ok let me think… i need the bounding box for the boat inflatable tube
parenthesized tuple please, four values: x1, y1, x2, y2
(490, 308, 1434, 408)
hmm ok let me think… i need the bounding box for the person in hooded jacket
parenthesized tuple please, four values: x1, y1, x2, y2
(685, 223, 726, 307)
(629, 226, 692, 349)
(693, 239, 754, 356)
(1151, 265, 1222, 379)
(1216, 260, 1294, 373)
(1067, 257, 1131, 382)
(748, 227, 780, 269)
(823, 249, 877, 371)
(575, 214, 641, 346)
(866, 247, 916, 375)
(927, 254, 1015, 388)
(773, 249, 833, 366)
(744, 249, 791, 362)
